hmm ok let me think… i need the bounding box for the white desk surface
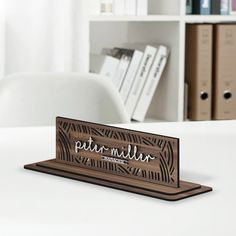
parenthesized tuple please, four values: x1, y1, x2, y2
(0, 121, 236, 236)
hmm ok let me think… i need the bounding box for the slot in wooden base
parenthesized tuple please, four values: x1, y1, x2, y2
(24, 159, 212, 201)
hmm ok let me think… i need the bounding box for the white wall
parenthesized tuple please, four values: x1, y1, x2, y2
(3, 0, 89, 75)
(0, 0, 5, 78)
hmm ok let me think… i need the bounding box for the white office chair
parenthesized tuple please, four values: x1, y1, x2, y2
(0, 73, 130, 127)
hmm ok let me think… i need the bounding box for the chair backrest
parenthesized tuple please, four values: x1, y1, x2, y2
(0, 73, 130, 127)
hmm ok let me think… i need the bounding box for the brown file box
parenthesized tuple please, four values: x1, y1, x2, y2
(213, 24, 236, 120)
(185, 24, 213, 121)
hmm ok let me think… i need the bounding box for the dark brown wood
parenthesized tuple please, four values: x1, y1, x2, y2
(56, 117, 179, 188)
(34, 159, 201, 195)
(24, 160, 212, 201)
(24, 117, 212, 201)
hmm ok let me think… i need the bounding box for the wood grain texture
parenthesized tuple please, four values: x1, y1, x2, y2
(56, 117, 179, 188)
(24, 160, 212, 201)
(37, 159, 200, 195)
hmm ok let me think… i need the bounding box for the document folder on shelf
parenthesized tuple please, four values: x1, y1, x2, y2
(185, 24, 213, 121)
(213, 24, 236, 120)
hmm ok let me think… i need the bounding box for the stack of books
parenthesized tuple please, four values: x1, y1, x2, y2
(90, 44, 169, 122)
(186, 0, 236, 15)
(185, 23, 236, 121)
(90, 0, 148, 16)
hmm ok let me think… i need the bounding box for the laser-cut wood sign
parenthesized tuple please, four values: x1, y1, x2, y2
(24, 117, 212, 201)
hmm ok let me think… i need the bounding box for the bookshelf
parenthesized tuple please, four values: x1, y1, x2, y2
(88, 0, 236, 122)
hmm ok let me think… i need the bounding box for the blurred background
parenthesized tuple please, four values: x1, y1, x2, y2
(0, 0, 89, 76)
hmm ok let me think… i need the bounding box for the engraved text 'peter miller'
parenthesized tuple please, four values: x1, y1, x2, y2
(75, 137, 156, 163)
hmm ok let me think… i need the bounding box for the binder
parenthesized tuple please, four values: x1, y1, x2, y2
(119, 49, 143, 104)
(213, 24, 236, 120)
(186, 0, 193, 14)
(125, 0, 136, 15)
(185, 24, 213, 121)
(220, 0, 230, 15)
(136, 0, 148, 15)
(192, 0, 211, 15)
(211, 0, 221, 14)
(111, 48, 131, 90)
(114, 0, 125, 15)
(132, 46, 169, 122)
(125, 45, 157, 118)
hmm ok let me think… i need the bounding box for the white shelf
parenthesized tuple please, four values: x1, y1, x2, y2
(89, 15, 181, 22)
(88, 0, 236, 123)
(185, 15, 236, 23)
(90, 14, 236, 24)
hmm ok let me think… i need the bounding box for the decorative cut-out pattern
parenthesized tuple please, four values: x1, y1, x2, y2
(56, 117, 179, 188)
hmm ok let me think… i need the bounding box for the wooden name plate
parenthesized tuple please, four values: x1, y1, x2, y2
(24, 117, 212, 201)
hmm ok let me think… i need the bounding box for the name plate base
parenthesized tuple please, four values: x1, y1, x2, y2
(24, 159, 212, 201)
